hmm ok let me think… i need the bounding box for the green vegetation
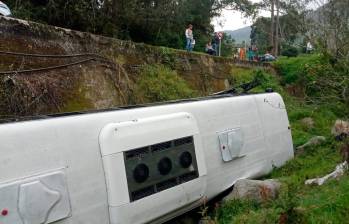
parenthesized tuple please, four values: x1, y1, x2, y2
(274, 54, 349, 110)
(228, 67, 257, 85)
(220, 34, 236, 57)
(134, 64, 197, 103)
(5, 0, 254, 53)
(213, 54, 349, 224)
(281, 47, 299, 58)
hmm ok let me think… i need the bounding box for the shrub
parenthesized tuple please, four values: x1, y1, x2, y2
(281, 47, 299, 57)
(276, 54, 348, 107)
(273, 54, 319, 85)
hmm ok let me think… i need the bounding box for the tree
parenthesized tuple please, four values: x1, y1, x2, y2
(7, 0, 256, 53)
(275, 0, 280, 55)
(307, 0, 349, 60)
(251, 0, 307, 54)
(221, 33, 236, 57)
(270, 0, 275, 54)
(251, 17, 271, 54)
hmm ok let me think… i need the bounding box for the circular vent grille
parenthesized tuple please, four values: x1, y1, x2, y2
(157, 157, 172, 175)
(179, 151, 193, 168)
(133, 163, 149, 183)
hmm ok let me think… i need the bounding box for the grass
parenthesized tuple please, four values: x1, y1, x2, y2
(134, 64, 197, 103)
(273, 54, 323, 85)
(298, 177, 349, 224)
(212, 59, 349, 224)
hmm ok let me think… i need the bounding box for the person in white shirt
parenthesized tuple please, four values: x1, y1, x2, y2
(185, 24, 193, 52)
(306, 42, 313, 53)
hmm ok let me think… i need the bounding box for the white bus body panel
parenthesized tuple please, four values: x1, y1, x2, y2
(0, 93, 293, 224)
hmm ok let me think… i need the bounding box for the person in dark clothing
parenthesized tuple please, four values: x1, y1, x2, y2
(247, 47, 251, 61)
(205, 42, 216, 55)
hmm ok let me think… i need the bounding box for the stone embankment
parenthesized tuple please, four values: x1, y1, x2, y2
(1, 16, 247, 119)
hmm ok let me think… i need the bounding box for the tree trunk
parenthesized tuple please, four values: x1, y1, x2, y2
(275, 0, 280, 56)
(270, 0, 275, 55)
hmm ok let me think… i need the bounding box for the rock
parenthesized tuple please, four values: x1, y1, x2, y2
(332, 120, 349, 141)
(223, 179, 281, 203)
(296, 136, 326, 150)
(305, 161, 348, 185)
(300, 117, 314, 129)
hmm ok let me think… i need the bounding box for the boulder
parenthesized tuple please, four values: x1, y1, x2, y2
(332, 120, 349, 141)
(224, 179, 281, 203)
(296, 136, 326, 150)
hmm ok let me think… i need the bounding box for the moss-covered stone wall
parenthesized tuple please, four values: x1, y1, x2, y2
(0, 16, 237, 119)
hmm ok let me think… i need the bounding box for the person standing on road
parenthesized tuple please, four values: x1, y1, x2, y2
(239, 47, 246, 60)
(185, 24, 194, 52)
(247, 47, 254, 61)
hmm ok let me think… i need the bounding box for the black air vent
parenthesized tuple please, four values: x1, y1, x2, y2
(131, 186, 155, 201)
(179, 151, 193, 168)
(157, 157, 172, 175)
(125, 147, 149, 160)
(151, 141, 172, 153)
(179, 171, 199, 183)
(125, 135, 199, 202)
(133, 163, 150, 183)
(174, 136, 193, 146)
(156, 178, 178, 192)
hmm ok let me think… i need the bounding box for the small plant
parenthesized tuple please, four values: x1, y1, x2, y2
(198, 197, 209, 219)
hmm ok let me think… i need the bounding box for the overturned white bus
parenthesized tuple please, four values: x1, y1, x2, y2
(0, 92, 293, 224)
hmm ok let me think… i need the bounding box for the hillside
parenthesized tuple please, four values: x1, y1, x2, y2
(0, 16, 241, 120)
(212, 55, 349, 223)
(166, 54, 349, 223)
(224, 26, 251, 44)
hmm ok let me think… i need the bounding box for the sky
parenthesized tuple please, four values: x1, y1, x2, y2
(212, 0, 323, 32)
(212, 0, 270, 32)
